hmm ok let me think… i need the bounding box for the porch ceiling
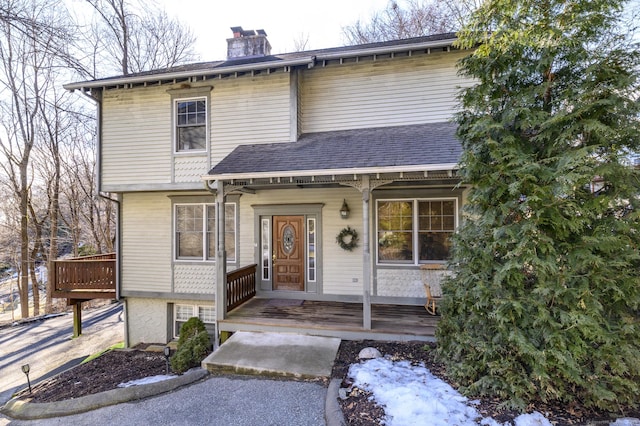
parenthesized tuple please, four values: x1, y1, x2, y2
(203, 122, 461, 184)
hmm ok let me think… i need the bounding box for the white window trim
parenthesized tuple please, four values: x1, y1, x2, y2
(174, 304, 215, 338)
(306, 217, 316, 282)
(375, 197, 458, 266)
(173, 96, 208, 154)
(173, 202, 237, 263)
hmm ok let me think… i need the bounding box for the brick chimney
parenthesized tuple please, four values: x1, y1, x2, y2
(227, 26, 271, 60)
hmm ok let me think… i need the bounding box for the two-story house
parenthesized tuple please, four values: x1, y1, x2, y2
(64, 28, 471, 347)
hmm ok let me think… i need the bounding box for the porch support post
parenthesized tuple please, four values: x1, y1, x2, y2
(214, 180, 227, 323)
(71, 299, 82, 338)
(361, 175, 372, 330)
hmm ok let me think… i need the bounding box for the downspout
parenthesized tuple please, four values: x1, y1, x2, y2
(79, 88, 126, 347)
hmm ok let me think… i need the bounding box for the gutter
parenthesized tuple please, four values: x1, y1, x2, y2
(63, 57, 317, 91)
(315, 37, 458, 61)
(202, 163, 459, 182)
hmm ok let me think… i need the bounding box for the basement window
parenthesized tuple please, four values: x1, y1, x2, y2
(174, 304, 215, 338)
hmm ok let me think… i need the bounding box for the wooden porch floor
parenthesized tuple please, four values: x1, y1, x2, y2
(219, 298, 440, 342)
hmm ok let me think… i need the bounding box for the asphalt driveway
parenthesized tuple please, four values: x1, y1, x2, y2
(0, 303, 328, 425)
(0, 302, 124, 404)
(3, 375, 327, 426)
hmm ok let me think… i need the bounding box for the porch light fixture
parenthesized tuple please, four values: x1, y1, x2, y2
(340, 199, 350, 219)
(164, 346, 171, 375)
(21, 363, 32, 393)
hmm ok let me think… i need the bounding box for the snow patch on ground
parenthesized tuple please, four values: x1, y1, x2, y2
(117, 375, 175, 388)
(349, 357, 638, 426)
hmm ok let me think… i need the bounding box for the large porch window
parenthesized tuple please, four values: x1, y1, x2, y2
(175, 202, 236, 262)
(377, 198, 456, 264)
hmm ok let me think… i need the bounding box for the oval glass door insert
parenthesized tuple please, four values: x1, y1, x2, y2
(283, 224, 295, 255)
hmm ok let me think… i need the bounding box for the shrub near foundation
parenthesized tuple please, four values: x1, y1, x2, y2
(170, 317, 211, 373)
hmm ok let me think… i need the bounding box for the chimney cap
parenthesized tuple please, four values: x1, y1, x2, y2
(231, 26, 267, 38)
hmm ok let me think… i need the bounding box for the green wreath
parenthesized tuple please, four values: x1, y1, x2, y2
(336, 226, 359, 251)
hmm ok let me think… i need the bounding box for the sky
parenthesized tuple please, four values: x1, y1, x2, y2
(156, 0, 391, 61)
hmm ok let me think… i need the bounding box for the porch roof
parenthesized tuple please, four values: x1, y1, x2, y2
(204, 122, 461, 181)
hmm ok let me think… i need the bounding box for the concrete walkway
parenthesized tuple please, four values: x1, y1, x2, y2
(1, 328, 344, 425)
(203, 331, 341, 378)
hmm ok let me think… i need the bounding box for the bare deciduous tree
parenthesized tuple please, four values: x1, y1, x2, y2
(0, 0, 75, 317)
(0, 0, 195, 319)
(292, 32, 311, 52)
(84, 0, 198, 76)
(342, 0, 482, 44)
(0, 1, 57, 318)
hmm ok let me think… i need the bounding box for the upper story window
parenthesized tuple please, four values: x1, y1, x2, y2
(175, 202, 236, 262)
(377, 198, 457, 264)
(175, 98, 207, 152)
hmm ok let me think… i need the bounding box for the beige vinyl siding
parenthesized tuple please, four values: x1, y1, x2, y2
(210, 73, 291, 166)
(102, 89, 172, 188)
(241, 188, 364, 296)
(121, 192, 172, 293)
(301, 51, 471, 133)
(237, 194, 255, 268)
(320, 191, 364, 296)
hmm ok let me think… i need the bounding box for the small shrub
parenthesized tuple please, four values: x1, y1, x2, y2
(170, 317, 211, 373)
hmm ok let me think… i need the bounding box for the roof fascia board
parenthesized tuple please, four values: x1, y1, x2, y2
(64, 37, 458, 92)
(63, 57, 316, 91)
(202, 163, 459, 181)
(316, 37, 457, 61)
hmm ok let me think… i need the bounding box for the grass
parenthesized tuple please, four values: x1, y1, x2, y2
(81, 342, 124, 364)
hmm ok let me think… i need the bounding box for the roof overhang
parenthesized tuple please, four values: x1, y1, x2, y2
(203, 163, 458, 182)
(64, 35, 458, 92)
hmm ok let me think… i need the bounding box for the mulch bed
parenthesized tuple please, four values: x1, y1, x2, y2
(14, 350, 168, 403)
(331, 340, 640, 426)
(12, 341, 640, 425)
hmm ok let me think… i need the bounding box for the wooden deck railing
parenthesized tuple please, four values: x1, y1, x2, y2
(227, 264, 257, 312)
(51, 253, 116, 300)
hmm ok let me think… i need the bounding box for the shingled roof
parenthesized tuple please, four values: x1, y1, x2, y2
(64, 32, 458, 91)
(206, 122, 460, 179)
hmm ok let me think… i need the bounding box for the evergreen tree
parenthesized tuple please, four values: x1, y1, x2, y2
(436, 0, 640, 411)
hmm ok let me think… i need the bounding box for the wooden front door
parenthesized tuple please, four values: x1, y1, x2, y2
(273, 216, 305, 291)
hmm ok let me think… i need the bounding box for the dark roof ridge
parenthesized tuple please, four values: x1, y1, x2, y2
(65, 32, 458, 89)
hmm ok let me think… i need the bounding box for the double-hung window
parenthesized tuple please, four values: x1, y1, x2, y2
(377, 199, 457, 264)
(175, 98, 207, 152)
(175, 203, 236, 261)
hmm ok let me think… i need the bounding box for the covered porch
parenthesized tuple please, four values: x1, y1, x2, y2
(220, 297, 439, 342)
(222, 265, 438, 341)
(206, 123, 461, 339)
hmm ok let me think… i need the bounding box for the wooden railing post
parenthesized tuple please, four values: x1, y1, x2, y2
(226, 264, 257, 312)
(72, 300, 82, 338)
(48, 253, 117, 337)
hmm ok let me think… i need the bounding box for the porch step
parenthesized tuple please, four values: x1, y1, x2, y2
(202, 331, 340, 379)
